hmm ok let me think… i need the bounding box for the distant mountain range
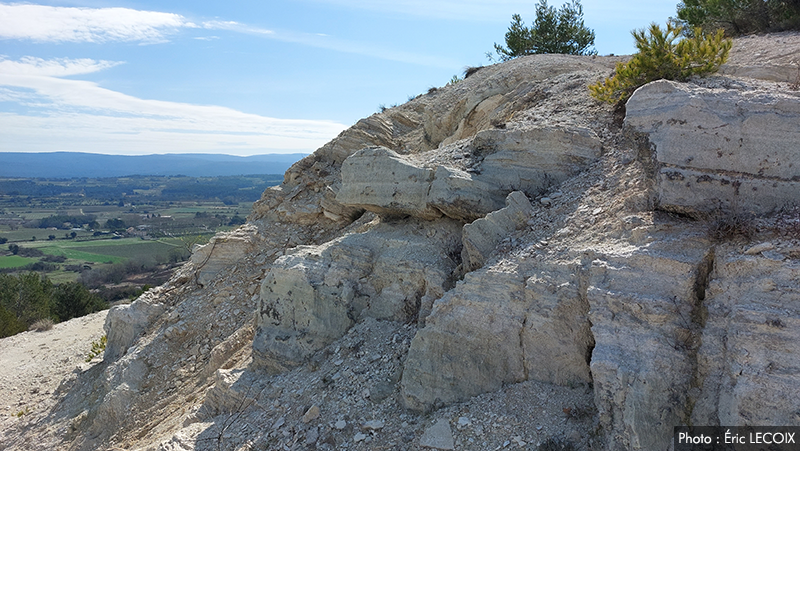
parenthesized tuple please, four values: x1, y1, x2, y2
(0, 152, 307, 178)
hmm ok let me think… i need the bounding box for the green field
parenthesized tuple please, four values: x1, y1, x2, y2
(1, 173, 269, 286)
(0, 235, 214, 285)
(0, 255, 34, 269)
(31, 238, 187, 264)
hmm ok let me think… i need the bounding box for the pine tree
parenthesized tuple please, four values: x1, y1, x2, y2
(494, 1, 596, 61)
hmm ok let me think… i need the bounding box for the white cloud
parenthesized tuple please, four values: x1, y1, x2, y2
(306, 0, 523, 21)
(0, 3, 453, 67)
(202, 20, 275, 37)
(0, 112, 343, 154)
(0, 3, 192, 44)
(202, 19, 458, 69)
(0, 57, 347, 154)
(0, 56, 123, 77)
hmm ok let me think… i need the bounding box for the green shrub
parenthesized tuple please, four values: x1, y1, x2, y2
(589, 21, 732, 106)
(0, 272, 108, 339)
(0, 272, 53, 328)
(51, 281, 108, 322)
(86, 335, 107, 362)
(0, 303, 25, 338)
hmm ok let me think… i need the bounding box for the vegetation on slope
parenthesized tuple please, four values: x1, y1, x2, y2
(0, 272, 108, 338)
(589, 21, 732, 106)
(677, 0, 800, 35)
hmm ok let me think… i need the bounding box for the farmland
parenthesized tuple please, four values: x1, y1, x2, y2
(1, 173, 281, 287)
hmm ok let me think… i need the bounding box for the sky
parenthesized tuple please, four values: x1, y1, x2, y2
(0, 1, 681, 156)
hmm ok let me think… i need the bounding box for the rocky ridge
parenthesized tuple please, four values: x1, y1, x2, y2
(3, 33, 799, 451)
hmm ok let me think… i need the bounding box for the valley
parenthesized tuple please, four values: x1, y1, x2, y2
(0, 173, 281, 287)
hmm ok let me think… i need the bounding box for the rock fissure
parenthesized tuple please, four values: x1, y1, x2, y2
(684, 246, 717, 427)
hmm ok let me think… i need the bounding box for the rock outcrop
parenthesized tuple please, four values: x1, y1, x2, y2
(253, 216, 462, 373)
(461, 191, 534, 271)
(14, 34, 798, 452)
(693, 250, 800, 428)
(626, 79, 800, 218)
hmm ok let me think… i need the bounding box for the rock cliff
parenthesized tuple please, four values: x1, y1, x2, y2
(12, 33, 800, 451)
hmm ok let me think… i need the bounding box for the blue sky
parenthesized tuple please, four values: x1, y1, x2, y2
(0, 1, 680, 156)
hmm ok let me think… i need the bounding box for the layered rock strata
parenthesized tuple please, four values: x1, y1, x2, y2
(625, 79, 800, 218)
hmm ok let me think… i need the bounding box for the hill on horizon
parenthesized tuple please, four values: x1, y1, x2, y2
(0, 152, 306, 178)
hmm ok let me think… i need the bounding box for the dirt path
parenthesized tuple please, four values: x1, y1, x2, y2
(0, 310, 108, 450)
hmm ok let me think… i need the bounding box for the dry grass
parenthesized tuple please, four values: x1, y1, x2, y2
(30, 319, 54, 332)
(707, 211, 756, 241)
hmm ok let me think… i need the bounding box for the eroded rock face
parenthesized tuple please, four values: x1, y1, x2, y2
(337, 148, 440, 219)
(427, 165, 502, 221)
(401, 265, 528, 412)
(720, 31, 800, 83)
(587, 235, 714, 450)
(336, 147, 507, 222)
(104, 295, 166, 361)
(462, 191, 533, 271)
(253, 217, 462, 374)
(472, 126, 603, 196)
(37, 37, 800, 452)
(400, 253, 595, 414)
(336, 126, 601, 224)
(625, 79, 800, 218)
(190, 225, 262, 286)
(522, 261, 594, 388)
(693, 251, 800, 428)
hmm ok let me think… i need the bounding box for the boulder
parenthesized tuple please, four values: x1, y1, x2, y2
(104, 295, 166, 361)
(191, 225, 261, 285)
(427, 165, 504, 221)
(401, 266, 528, 412)
(400, 254, 595, 413)
(625, 79, 800, 217)
(337, 126, 602, 224)
(336, 147, 440, 219)
(472, 126, 602, 197)
(461, 191, 533, 271)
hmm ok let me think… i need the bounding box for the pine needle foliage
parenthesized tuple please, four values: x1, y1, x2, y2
(494, 1, 596, 60)
(588, 21, 732, 106)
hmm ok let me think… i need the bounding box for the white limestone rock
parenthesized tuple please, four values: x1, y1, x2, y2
(253, 218, 462, 374)
(522, 260, 594, 387)
(473, 127, 602, 198)
(401, 266, 528, 412)
(336, 147, 440, 219)
(625, 79, 800, 217)
(462, 191, 533, 271)
(587, 235, 714, 450)
(104, 295, 166, 361)
(693, 252, 800, 428)
(427, 165, 504, 221)
(191, 225, 261, 285)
